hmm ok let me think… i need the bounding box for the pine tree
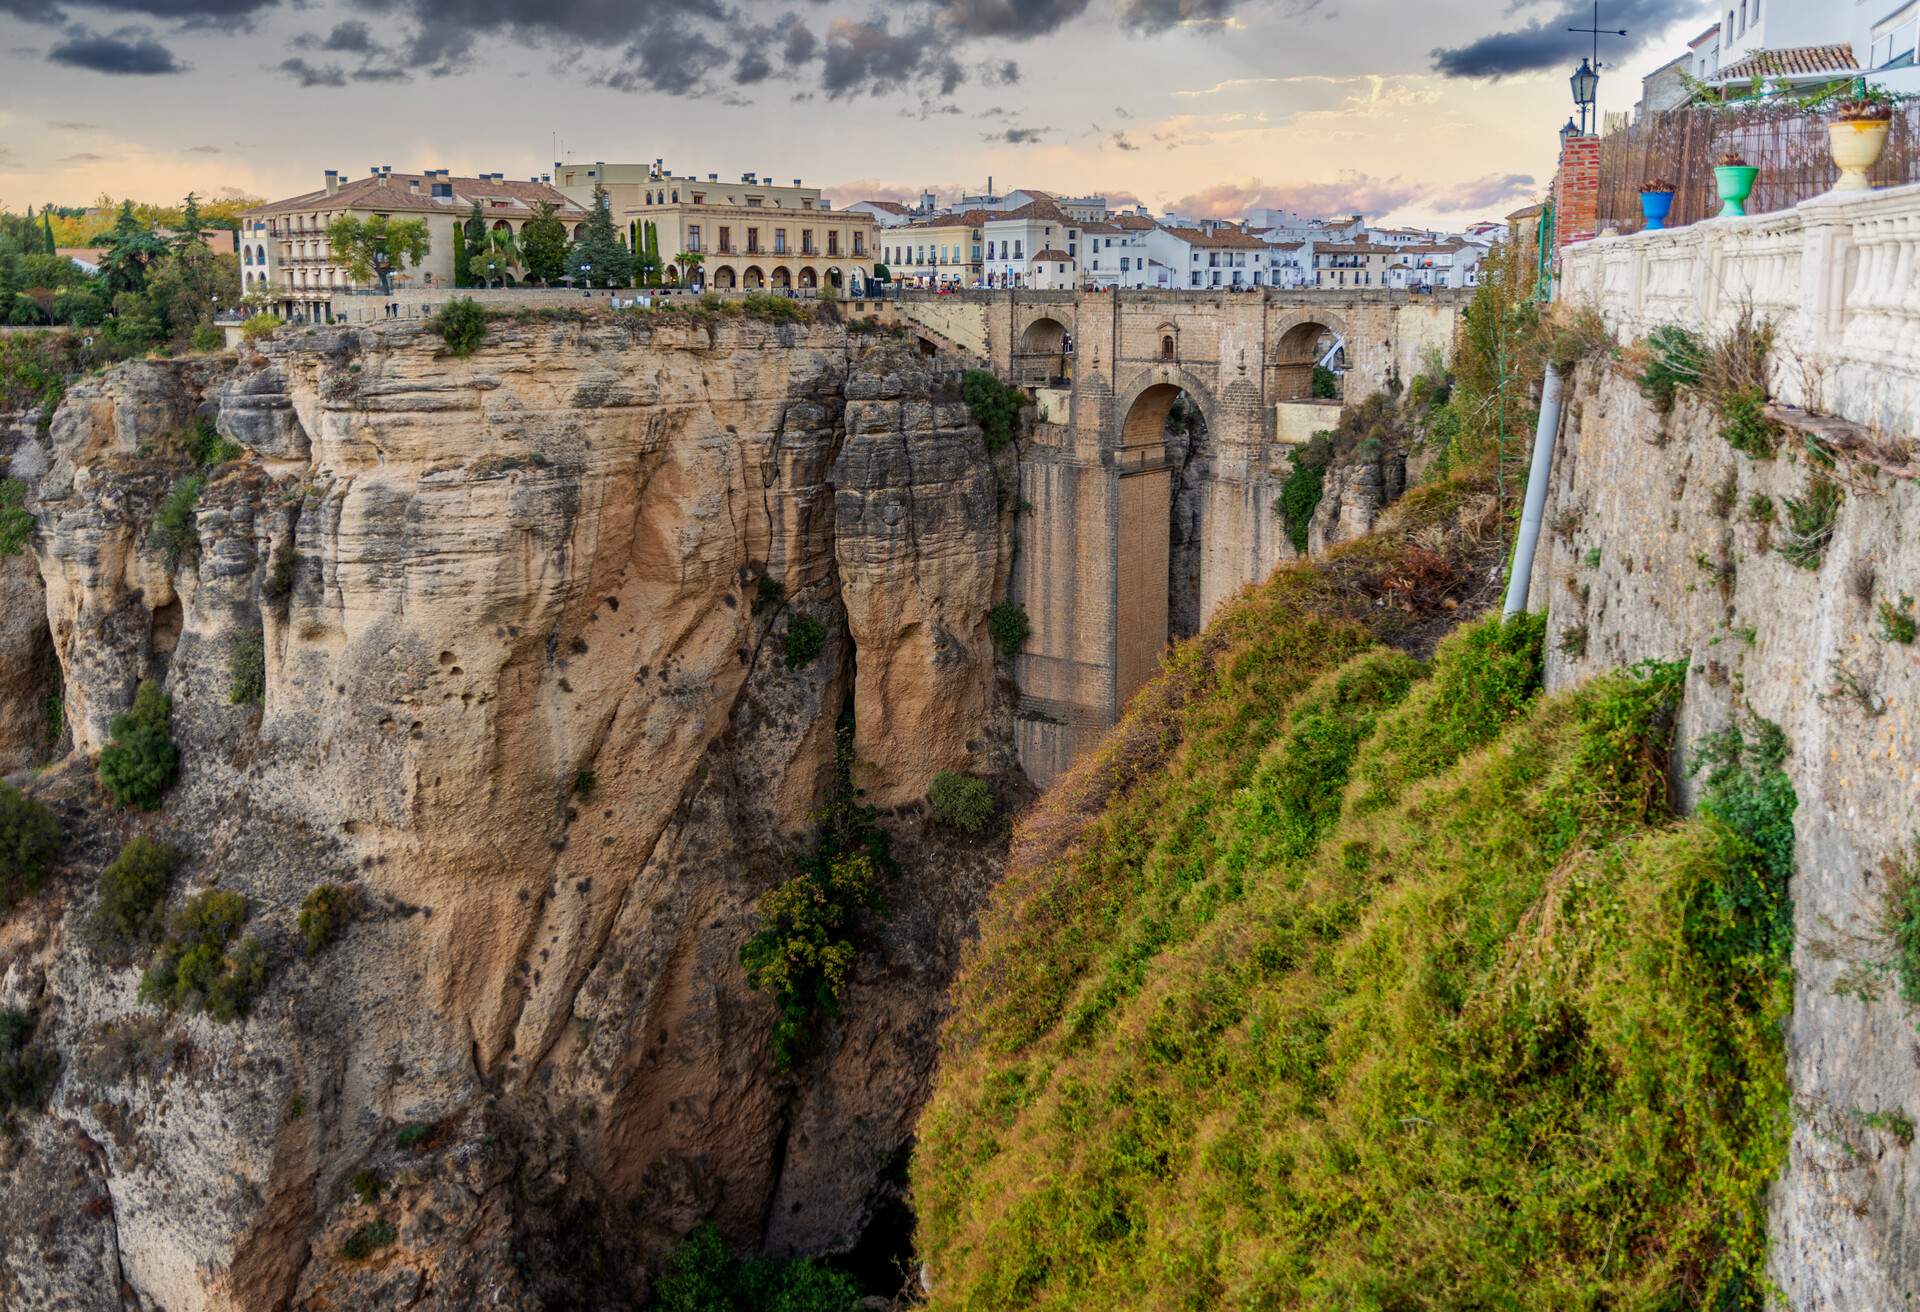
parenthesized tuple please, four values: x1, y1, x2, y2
(175, 192, 205, 251)
(41, 209, 56, 255)
(462, 201, 487, 275)
(451, 223, 467, 288)
(565, 185, 632, 288)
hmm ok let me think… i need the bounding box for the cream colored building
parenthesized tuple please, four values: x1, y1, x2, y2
(1313, 241, 1399, 289)
(617, 169, 877, 293)
(882, 211, 990, 286)
(240, 167, 586, 320)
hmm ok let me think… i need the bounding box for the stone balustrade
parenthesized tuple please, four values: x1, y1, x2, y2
(1560, 181, 1920, 436)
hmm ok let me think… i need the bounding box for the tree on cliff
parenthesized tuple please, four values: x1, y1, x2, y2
(98, 201, 169, 296)
(327, 214, 430, 294)
(565, 186, 631, 288)
(173, 192, 205, 252)
(520, 201, 569, 285)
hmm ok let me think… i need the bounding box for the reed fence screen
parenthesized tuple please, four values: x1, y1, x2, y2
(1595, 103, 1920, 234)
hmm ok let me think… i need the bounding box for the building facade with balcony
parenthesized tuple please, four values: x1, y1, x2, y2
(622, 170, 876, 293)
(239, 167, 586, 320)
(1145, 226, 1272, 288)
(981, 201, 1082, 288)
(1312, 241, 1397, 288)
(882, 212, 989, 286)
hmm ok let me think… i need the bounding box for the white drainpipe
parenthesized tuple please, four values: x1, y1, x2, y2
(1502, 363, 1565, 619)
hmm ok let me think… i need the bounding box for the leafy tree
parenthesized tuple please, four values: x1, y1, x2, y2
(40, 209, 55, 255)
(468, 227, 520, 287)
(325, 214, 430, 294)
(98, 679, 179, 810)
(105, 291, 163, 351)
(51, 287, 104, 327)
(148, 243, 239, 339)
(91, 836, 179, 949)
(137, 888, 268, 1021)
(98, 201, 169, 296)
(0, 780, 60, 911)
(566, 185, 631, 288)
(461, 201, 488, 275)
(520, 200, 569, 285)
(673, 250, 704, 287)
(432, 297, 488, 356)
(174, 191, 206, 252)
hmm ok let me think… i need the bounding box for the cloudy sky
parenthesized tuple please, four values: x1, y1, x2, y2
(2, 0, 1712, 226)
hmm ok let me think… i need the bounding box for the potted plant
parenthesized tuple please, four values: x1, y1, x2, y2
(1638, 178, 1677, 231)
(1829, 98, 1893, 192)
(1714, 151, 1760, 217)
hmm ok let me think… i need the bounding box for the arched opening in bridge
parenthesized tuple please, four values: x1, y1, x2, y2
(1276, 320, 1343, 400)
(1115, 381, 1213, 712)
(1019, 316, 1073, 384)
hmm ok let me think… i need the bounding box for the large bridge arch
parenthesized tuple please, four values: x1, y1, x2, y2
(1271, 307, 1356, 400)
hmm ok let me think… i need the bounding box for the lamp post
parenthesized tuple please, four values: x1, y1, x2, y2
(1570, 58, 1599, 135)
(1560, 117, 1581, 146)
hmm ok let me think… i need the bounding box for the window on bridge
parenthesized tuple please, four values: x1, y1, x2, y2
(1161, 334, 1175, 361)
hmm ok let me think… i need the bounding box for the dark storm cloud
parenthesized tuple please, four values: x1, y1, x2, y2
(1116, 0, 1235, 32)
(736, 47, 772, 82)
(940, 0, 1089, 38)
(300, 18, 378, 51)
(819, 16, 936, 97)
(595, 25, 728, 96)
(49, 26, 184, 73)
(984, 125, 1045, 143)
(274, 54, 346, 84)
(1433, 0, 1691, 77)
(781, 16, 816, 63)
(7, 0, 277, 25)
(352, 64, 410, 79)
(977, 56, 1018, 84)
(1112, 131, 1139, 150)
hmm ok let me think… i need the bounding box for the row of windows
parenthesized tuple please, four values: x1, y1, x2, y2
(646, 189, 817, 210)
(887, 243, 985, 266)
(692, 225, 860, 256)
(1723, 0, 1760, 43)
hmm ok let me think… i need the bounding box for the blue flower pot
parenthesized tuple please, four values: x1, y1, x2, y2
(1640, 190, 1675, 230)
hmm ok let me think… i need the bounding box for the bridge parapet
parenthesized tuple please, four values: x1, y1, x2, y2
(1560, 182, 1920, 436)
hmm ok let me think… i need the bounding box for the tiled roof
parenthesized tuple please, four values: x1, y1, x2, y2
(985, 199, 1075, 224)
(1714, 44, 1859, 83)
(1109, 213, 1157, 230)
(1506, 202, 1545, 220)
(857, 199, 910, 213)
(1030, 248, 1074, 262)
(900, 208, 998, 231)
(1158, 225, 1270, 249)
(244, 173, 587, 219)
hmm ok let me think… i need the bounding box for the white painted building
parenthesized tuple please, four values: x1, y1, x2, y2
(1145, 226, 1270, 289)
(1385, 240, 1482, 290)
(846, 200, 915, 228)
(1080, 220, 1154, 288)
(981, 200, 1082, 288)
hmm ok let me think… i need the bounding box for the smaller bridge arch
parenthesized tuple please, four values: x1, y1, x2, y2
(1271, 308, 1354, 400)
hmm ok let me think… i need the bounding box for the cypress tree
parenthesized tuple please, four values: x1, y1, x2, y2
(42, 210, 56, 254)
(451, 224, 467, 288)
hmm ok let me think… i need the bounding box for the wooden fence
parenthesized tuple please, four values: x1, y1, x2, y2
(1595, 102, 1920, 234)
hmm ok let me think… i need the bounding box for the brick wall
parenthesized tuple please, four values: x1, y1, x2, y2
(1556, 134, 1601, 249)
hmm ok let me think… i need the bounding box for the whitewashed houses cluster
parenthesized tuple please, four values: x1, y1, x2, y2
(861, 185, 1497, 292)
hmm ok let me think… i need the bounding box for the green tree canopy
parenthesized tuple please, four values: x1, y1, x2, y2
(326, 214, 430, 294)
(462, 201, 487, 267)
(565, 185, 632, 288)
(174, 192, 205, 252)
(520, 201, 568, 285)
(99, 201, 170, 297)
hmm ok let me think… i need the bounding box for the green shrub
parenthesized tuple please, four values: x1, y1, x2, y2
(655, 1221, 860, 1312)
(1876, 593, 1917, 645)
(239, 313, 278, 343)
(91, 837, 179, 950)
(0, 781, 59, 912)
(188, 324, 224, 353)
(740, 853, 883, 1069)
(739, 291, 811, 323)
(298, 883, 355, 957)
(928, 771, 995, 833)
(962, 369, 1027, 452)
(1883, 842, 1920, 1006)
(188, 416, 242, 466)
(783, 614, 827, 669)
(0, 1009, 58, 1113)
(137, 889, 268, 1021)
(1310, 363, 1338, 398)
(432, 297, 488, 356)
(229, 626, 265, 705)
(98, 680, 179, 810)
(338, 1219, 397, 1260)
(987, 603, 1029, 657)
(1717, 386, 1778, 458)
(1637, 324, 1705, 411)
(349, 1169, 384, 1203)
(151, 474, 202, 566)
(0, 478, 31, 556)
(1688, 714, 1798, 979)
(1277, 437, 1329, 554)
(395, 1121, 430, 1150)
(1777, 476, 1842, 570)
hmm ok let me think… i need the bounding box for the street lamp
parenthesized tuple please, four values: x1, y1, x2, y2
(1560, 117, 1581, 146)
(1570, 57, 1599, 134)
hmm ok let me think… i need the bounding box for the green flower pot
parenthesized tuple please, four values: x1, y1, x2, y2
(1714, 165, 1759, 217)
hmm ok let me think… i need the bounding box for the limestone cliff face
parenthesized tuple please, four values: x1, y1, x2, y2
(0, 317, 1016, 1310)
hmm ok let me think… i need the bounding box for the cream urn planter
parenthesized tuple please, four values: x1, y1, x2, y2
(1829, 117, 1891, 192)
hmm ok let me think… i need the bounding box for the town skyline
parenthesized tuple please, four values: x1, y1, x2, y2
(2, 0, 1715, 227)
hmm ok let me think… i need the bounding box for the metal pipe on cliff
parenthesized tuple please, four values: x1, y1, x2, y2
(1502, 363, 1565, 619)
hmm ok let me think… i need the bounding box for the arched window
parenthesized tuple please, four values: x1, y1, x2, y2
(1161, 335, 1175, 360)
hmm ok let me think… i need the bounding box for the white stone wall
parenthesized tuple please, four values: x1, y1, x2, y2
(1560, 182, 1920, 437)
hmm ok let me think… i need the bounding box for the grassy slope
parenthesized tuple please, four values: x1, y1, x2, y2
(913, 473, 1791, 1311)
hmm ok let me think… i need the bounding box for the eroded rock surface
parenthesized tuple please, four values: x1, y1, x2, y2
(0, 317, 1018, 1310)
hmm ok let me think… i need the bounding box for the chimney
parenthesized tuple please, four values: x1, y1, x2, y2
(793, 178, 802, 186)
(324, 169, 339, 196)
(710, 172, 718, 181)
(407, 178, 420, 193)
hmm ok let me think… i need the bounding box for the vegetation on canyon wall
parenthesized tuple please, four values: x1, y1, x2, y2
(913, 458, 1795, 1308)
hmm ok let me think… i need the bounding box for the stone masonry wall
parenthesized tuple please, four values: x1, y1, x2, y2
(1528, 363, 1920, 1310)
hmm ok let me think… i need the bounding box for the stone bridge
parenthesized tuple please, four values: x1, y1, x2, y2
(892, 288, 1467, 786)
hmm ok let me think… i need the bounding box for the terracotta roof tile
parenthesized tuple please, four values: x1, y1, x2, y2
(1714, 44, 1859, 82)
(244, 173, 586, 220)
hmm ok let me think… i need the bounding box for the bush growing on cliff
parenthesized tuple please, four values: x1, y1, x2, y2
(654, 1222, 860, 1312)
(1637, 324, 1706, 412)
(240, 313, 278, 343)
(1777, 475, 1842, 570)
(1277, 433, 1331, 554)
(0, 781, 60, 911)
(298, 883, 356, 957)
(91, 837, 179, 950)
(987, 603, 1029, 657)
(782, 613, 827, 669)
(962, 369, 1027, 453)
(150, 474, 202, 566)
(0, 1009, 58, 1114)
(0, 478, 31, 556)
(138, 888, 268, 1021)
(432, 297, 488, 357)
(98, 680, 179, 810)
(188, 416, 242, 466)
(929, 771, 995, 833)
(228, 625, 265, 705)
